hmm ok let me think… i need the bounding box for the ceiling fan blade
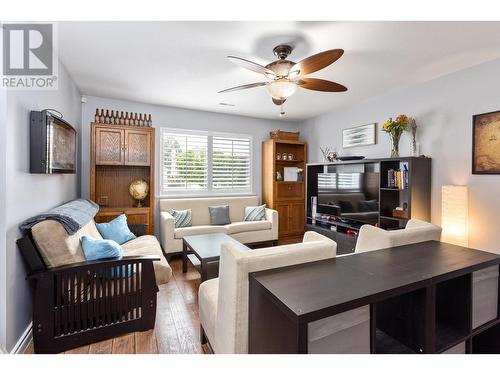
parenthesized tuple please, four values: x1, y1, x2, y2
(227, 56, 275, 78)
(272, 98, 286, 106)
(292, 49, 344, 76)
(298, 78, 347, 92)
(218, 82, 268, 94)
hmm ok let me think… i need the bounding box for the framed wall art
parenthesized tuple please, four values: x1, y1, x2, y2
(342, 123, 376, 148)
(472, 110, 500, 174)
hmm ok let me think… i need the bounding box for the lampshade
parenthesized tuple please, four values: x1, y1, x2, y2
(266, 79, 297, 100)
(442, 185, 469, 246)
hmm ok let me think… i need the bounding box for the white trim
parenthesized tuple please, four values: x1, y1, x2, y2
(156, 191, 256, 199)
(158, 127, 254, 197)
(10, 322, 32, 354)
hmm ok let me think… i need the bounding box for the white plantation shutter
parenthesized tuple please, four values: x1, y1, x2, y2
(212, 136, 251, 191)
(161, 131, 208, 192)
(160, 129, 252, 195)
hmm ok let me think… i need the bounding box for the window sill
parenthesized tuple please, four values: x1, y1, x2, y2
(156, 191, 255, 199)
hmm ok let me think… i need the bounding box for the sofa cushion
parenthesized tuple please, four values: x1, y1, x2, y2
(121, 235, 172, 285)
(231, 230, 275, 244)
(199, 278, 219, 346)
(31, 219, 102, 268)
(209, 205, 231, 225)
(174, 225, 226, 239)
(225, 221, 272, 235)
(160, 196, 259, 226)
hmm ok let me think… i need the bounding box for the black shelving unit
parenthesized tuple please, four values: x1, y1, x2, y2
(306, 157, 432, 234)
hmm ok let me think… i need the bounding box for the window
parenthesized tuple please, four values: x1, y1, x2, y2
(160, 128, 252, 195)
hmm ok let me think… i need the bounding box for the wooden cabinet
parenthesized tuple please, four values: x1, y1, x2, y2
(90, 123, 155, 235)
(125, 129, 151, 166)
(95, 127, 125, 165)
(95, 127, 151, 166)
(262, 139, 307, 241)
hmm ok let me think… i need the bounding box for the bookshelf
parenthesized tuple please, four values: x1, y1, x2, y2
(262, 138, 307, 242)
(379, 157, 431, 229)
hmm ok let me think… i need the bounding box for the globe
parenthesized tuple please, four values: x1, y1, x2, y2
(129, 179, 149, 207)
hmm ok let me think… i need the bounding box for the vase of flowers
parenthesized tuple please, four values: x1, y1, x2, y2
(382, 114, 409, 158)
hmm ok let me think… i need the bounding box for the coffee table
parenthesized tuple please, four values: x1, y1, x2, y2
(182, 233, 250, 281)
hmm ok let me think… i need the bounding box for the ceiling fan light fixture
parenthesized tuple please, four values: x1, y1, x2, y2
(266, 79, 297, 100)
(288, 69, 301, 80)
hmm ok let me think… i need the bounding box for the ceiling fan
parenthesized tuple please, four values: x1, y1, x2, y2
(218, 44, 347, 108)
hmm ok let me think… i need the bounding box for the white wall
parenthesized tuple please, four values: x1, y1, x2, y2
(302, 58, 500, 254)
(3, 64, 81, 351)
(80, 96, 299, 234)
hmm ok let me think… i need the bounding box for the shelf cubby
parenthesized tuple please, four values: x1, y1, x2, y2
(375, 329, 416, 354)
(375, 288, 427, 353)
(435, 274, 471, 352)
(471, 322, 500, 353)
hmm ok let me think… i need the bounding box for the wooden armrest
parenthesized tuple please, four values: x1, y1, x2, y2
(27, 255, 160, 279)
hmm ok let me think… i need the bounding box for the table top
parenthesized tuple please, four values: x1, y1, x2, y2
(250, 241, 500, 321)
(183, 232, 249, 260)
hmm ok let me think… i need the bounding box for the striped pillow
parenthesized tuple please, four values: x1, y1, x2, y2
(244, 204, 266, 222)
(169, 209, 192, 228)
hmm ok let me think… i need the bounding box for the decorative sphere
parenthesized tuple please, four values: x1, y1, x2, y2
(129, 179, 149, 201)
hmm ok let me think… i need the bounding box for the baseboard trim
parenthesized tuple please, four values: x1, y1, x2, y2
(11, 322, 32, 354)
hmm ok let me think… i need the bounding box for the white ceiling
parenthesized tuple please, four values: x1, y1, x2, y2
(58, 21, 500, 121)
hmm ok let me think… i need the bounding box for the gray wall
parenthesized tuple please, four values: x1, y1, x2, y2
(301, 58, 500, 254)
(80, 96, 299, 234)
(3, 63, 81, 351)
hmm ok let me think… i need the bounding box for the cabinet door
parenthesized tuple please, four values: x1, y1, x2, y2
(125, 129, 151, 166)
(276, 203, 290, 236)
(95, 128, 125, 165)
(288, 202, 305, 235)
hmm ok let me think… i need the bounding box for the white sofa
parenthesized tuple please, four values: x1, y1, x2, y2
(160, 196, 278, 256)
(198, 231, 337, 354)
(355, 219, 442, 253)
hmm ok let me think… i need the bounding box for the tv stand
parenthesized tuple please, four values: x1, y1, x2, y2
(306, 157, 432, 252)
(306, 215, 361, 255)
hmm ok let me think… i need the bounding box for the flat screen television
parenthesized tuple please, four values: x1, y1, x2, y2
(317, 165, 379, 225)
(30, 110, 77, 174)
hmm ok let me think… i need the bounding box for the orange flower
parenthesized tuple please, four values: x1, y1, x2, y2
(395, 114, 408, 124)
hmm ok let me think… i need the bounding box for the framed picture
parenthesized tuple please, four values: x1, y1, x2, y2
(342, 123, 376, 148)
(472, 110, 500, 174)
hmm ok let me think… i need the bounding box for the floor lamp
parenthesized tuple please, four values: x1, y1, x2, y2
(441, 185, 469, 247)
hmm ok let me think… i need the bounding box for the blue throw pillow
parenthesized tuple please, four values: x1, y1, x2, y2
(81, 235, 123, 260)
(80, 236, 133, 278)
(95, 214, 136, 245)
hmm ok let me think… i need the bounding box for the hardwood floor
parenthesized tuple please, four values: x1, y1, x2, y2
(24, 258, 208, 354)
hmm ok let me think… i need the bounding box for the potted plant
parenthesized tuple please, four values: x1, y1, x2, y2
(382, 114, 409, 158)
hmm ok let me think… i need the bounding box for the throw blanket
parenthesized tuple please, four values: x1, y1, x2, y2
(19, 199, 99, 235)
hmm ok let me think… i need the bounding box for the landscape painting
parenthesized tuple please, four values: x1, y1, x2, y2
(473, 111, 500, 174)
